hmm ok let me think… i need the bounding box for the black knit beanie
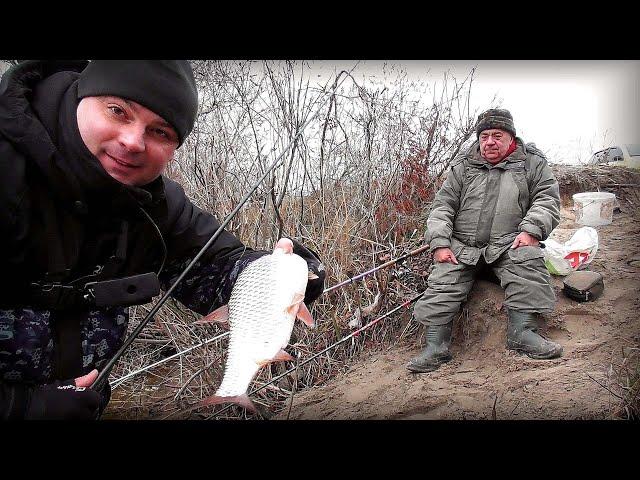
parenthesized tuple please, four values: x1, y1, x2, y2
(475, 108, 516, 138)
(77, 60, 198, 146)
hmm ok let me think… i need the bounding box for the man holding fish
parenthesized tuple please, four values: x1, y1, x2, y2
(0, 60, 325, 420)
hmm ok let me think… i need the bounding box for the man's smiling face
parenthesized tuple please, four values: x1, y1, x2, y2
(77, 95, 179, 186)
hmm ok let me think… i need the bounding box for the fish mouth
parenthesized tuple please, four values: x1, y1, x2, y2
(308, 271, 320, 280)
(274, 238, 294, 254)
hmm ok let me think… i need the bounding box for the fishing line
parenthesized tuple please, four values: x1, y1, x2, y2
(322, 244, 429, 295)
(110, 331, 230, 389)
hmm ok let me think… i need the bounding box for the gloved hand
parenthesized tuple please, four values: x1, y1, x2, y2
(25, 369, 102, 420)
(291, 238, 326, 306)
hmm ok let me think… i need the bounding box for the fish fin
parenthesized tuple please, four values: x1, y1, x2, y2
(195, 305, 229, 324)
(199, 393, 257, 413)
(291, 292, 305, 304)
(236, 393, 258, 413)
(273, 349, 295, 362)
(199, 395, 226, 408)
(296, 302, 315, 328)
(257, 349, 294, 365)
(285, 293, 305, 317)
(308, 271, 320, 280)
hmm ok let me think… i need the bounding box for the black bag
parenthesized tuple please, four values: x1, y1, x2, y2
(562, 270, 604, 302)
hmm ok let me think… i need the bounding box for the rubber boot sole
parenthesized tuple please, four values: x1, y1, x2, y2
(508, 343, 563, 360)
(406, 355, 451, 373)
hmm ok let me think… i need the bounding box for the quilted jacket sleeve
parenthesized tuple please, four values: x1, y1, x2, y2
(424, 160, 465, 252)
(518, 155, 561, 241)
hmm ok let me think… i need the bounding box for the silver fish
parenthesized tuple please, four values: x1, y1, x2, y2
(197, 238, 316, 413)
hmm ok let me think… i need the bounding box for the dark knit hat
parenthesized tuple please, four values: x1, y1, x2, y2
(77, 60, 198, 146)
(475, 108, 516, 138)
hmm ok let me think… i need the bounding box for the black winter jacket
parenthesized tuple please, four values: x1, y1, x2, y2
(0, 60, 271, 419)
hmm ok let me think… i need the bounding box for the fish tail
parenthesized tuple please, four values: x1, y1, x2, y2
(199, 393, 257, 413)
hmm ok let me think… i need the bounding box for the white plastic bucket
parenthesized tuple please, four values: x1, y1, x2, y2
(572, 191, 616, 226)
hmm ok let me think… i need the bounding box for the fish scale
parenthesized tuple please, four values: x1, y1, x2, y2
(215, 249, 309, 398)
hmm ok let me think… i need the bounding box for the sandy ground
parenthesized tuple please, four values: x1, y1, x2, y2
(277, 206, 640, 420)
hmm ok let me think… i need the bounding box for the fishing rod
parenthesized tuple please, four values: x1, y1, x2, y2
(202, 291, 424, 419)
(110, 331, 229, 389)
(322, 244, 430, 295)
(92, 71, 349, 393)
(109, 243, 430, 388)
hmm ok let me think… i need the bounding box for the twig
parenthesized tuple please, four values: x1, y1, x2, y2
(587, 373, 624, 400)
(602, 183, 640, 187)
(286, 356, 300, 420)
(174, 354, 222, 401)
(132, 338, 172, 345)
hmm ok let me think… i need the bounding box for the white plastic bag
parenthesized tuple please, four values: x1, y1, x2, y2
(543, 238, 573, 275)
(543, 226, 599, 276)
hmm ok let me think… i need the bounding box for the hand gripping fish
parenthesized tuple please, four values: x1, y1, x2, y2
(196, 238, 317, 413)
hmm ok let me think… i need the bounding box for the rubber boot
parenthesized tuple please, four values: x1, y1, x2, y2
(406, 322, 453, 373)
(506, 309, 562, 359)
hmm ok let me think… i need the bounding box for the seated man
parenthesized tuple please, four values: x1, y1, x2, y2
(407, 108, 562, 373)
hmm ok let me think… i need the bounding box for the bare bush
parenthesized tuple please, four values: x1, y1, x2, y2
(106, 61, 479, 419)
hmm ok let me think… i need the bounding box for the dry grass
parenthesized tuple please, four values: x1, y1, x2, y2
(106, 161, 640, 420)
(551, 164, 640, 208)
(103, 60, 482, 420)
(105, 218, 435, 420)
(107, 163, 640, 420)
(608, 347, 639, 420)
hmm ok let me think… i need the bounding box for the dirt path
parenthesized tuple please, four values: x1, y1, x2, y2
(278, 206, 640, 420)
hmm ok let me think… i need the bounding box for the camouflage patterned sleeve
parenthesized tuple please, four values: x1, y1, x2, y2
(158, 248, 269, 316)
(425, 161, 464, 252)
(519, 158, 561, 241)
